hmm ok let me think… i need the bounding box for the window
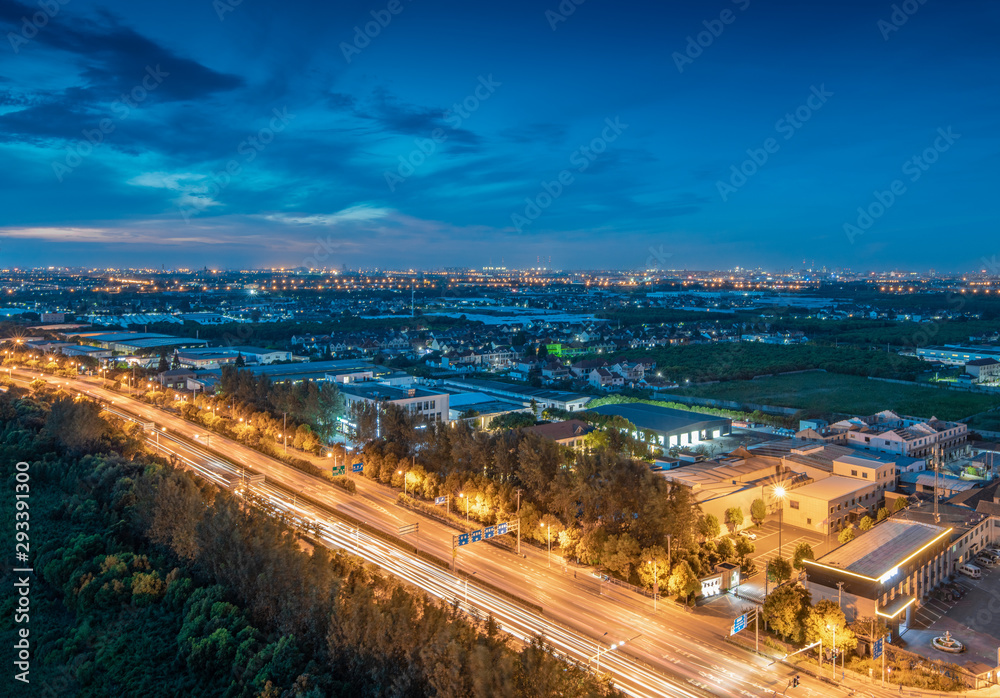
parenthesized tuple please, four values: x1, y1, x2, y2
(830, 506, 835, 514)
(790, 500, 799, 510)
(851, 469, 858, 477)
(863, 472, 868, 479)
(807, 518, 812, 525)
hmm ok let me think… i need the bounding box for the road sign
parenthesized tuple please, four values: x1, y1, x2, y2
(332, 464, 346, 476)
(484, 525, 495, 539)
(352, 462, 364, 473)
(434, 496, 447, 505)
(399, 523, 418, 536)
(471, 529, 483, 543)
(873, 638, 883, 659)
(731, 613, 747, 635)
(497, 522, 508, 535)
(457, 533, 469, 547)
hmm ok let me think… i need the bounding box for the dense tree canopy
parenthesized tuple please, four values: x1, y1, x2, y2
(0, 385, 617, 698)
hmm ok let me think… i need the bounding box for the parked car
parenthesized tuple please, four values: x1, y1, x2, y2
(738, 530, 757, 540)
(976, 555, 996, 567)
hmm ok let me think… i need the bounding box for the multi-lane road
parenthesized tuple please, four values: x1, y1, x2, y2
(16, 369, 903, 698)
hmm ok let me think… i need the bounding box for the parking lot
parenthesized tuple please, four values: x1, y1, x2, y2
(745, 519, 830, 574)
(905, 555, 1000, 670)
(912, 553, 1000, 631)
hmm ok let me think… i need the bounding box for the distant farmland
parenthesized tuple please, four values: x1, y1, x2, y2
(670, 372, 1000, 422)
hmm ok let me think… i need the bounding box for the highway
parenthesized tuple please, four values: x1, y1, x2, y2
(17, 370, 904, 698)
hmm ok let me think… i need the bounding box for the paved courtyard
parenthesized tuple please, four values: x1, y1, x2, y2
(903, 562, 1000, 672)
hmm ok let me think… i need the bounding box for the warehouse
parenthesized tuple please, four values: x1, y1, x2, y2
(587, 402, 731, 449)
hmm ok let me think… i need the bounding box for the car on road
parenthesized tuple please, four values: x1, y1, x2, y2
(738, 530, 757, 540)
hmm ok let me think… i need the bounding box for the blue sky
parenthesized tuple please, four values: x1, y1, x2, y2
(0, 0, 997, 271)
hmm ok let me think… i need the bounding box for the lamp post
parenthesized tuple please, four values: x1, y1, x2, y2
(397, 469, 409, 496)
(591, 636, 626, 673)
(460, 492, 469, 521)
(647, 559, 658, 611)
(828, 624, 837, 680)
(540, 522, 551, 568)
(773, 485, 786, 559)
(283, 412, 287, 453)
(464, 570, 477, 607)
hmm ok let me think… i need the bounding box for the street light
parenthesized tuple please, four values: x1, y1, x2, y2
(647, 559, 659, 611)
(827, 623, 837, 680)
(464, 570, 477, 607)
(460, 492, 469, 521)
(540, 521, 551, 568)
(590, 635, 626, 673)
(773, 485, 787, 560)
(397, 469, 409, 496)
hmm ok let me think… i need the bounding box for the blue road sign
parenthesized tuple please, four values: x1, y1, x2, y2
(434, 496, 447, 505)
(471, 529, 483, 543)
(497, 522, 508, 535)
(731, 613, 747, 635)
(873, 638, 883, 659)
(352, 462, 364, 473)
(484, 525, 495, 539)
(458, 533, 469, 546)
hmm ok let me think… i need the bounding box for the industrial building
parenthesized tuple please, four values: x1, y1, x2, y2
(587, 402, 732, 449)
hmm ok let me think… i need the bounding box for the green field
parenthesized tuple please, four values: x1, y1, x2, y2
(966, 412, 1000, 434)
(670, 372, 1000, 422)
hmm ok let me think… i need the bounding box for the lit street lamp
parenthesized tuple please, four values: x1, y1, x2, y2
(540, 521, 551, 568)
(773, 485, 786, 559)
(647, 559, 659, 611)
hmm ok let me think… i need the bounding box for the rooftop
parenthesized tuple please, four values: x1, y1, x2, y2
(588, 402, 730, 434)
(788, 475, 874, 501)
(811, 519, 950, 579)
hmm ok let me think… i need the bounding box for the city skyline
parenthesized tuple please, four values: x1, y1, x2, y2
(1, 0, 998, 270)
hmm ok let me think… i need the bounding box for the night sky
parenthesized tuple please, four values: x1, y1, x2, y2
(0, 0, 997, 271)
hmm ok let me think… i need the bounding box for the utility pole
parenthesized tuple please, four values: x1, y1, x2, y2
(516, 488, 522, 555)
(934, 444, 940, 523)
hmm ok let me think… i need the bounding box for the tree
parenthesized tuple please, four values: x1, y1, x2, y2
(716, 537, 735, 562)
(235, 352, 245, 367)
(805, 600, 857, 657)
(699, 513, 721, 541)
(725, 506, 744, 533)
(157, 351, 169, 373)
(667, 560, 700, 603)
(171, 352, 180, 369)
(750, 498, 767, 527)
(858, 515, 874, 532)
(637, 545, 670, 594)
(792, 542, 814, 571)
(766, 556, 792, 585)
(762, 583, 811, 643)
(893, 497, 908, 512)
(838, 524, 856, 545)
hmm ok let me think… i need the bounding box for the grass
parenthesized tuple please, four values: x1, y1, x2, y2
(669, 372, 1000, 421)
(966, 412, 1000, 434)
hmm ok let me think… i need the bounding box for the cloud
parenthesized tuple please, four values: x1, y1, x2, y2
(259, 205, 393, 227)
